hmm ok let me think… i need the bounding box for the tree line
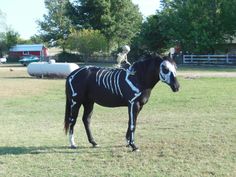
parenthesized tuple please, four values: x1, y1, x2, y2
(1, 0, 236, 60)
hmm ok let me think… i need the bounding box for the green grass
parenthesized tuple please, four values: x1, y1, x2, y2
(0, 65, 235, 177)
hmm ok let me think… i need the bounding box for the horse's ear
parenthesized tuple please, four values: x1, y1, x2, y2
(162, 56, 171, 61)
(162, 55, 177, 68)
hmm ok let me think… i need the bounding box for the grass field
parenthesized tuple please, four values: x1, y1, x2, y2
(0, 64, 235, 177)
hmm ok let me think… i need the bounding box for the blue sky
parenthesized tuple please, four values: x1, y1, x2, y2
(0, 0, 160, 39)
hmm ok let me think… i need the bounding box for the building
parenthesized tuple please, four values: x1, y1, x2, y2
(9, 44, 48, 60)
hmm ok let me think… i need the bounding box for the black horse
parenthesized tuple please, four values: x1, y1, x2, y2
(64, 55, 180, 151)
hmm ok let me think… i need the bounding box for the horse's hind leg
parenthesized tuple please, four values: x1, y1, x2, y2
(82, 102, 98, 147)
(69, 100, 81, 149)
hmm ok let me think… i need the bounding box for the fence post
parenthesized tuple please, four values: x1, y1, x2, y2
(226, 54, 229, 64)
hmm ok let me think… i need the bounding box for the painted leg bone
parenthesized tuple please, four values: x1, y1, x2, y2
(127, 102, 140, 151)
(68, 98, 80, 148)
(69, 132, 77, 149)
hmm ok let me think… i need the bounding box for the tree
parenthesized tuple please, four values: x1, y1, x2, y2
(0, 33, 6, 57)
(5, 30, 19, 50)
(0, 30, 19, 57)
(37, 0, 73, 51)
(109, 0, 142, 47)
(66, 29, 108, 61)
(66, 0, 142, 50)
(138, 14, 169, 53)
(30, 35, 44, 44)
(158, 0, 236, 54)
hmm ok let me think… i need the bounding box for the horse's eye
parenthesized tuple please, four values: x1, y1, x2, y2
(162, 65, 169, 74)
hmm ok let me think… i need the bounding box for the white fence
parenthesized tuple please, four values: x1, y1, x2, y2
(183, 55, 236, 65)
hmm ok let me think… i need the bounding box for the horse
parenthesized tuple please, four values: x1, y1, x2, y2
(64, 54, 180, 151)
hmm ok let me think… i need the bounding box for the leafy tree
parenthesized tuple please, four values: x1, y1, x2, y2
(158, 0, 236, 54)
(138, 14, 169, 53)
(109, 0, 142, 47)
(66, 0, 142, 50)
(66, 0, 110, 30)
(30, 35, 44, 44)
(5, 30, 19, 49)
(66, 29, 108, 61)
(0, 33, 7, 57)
(37, 0, 73, 51)
(0, 30, 19, 57)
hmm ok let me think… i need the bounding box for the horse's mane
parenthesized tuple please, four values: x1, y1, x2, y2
(129, 54, 163, 88)
(131, 54, 163, 71)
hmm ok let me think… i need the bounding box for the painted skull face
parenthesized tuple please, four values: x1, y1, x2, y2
(159, 60, 179, 92)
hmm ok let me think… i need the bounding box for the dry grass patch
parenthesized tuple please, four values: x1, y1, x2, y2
(0, 64, 64, 98)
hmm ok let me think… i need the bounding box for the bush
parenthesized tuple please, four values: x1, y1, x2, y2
(56, 52, 83, 63)
(65, 29, 108, 59)
(6, 55, 20, 63)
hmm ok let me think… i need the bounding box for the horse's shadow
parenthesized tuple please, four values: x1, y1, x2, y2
(0, 145, 126, 156)
(0, 146, 65, 155)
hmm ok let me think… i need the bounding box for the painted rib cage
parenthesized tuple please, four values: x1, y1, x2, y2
(95, 68, 124, 97)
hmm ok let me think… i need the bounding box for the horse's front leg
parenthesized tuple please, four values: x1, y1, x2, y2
(126, 101, 141, 151)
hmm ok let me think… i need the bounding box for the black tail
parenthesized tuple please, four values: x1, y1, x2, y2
(64, 81, 70, 135)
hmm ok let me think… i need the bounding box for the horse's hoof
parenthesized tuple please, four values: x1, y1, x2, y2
(132, 148, 140, 152)
(92, 144, 100, 148)
(129, 144, 139, 152)
(126, 144, 130, 148)
(93, 145, 99, 148)
(70, 145, 77, 149)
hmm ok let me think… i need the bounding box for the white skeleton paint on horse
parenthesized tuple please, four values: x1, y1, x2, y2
(64, 55, 180, 151)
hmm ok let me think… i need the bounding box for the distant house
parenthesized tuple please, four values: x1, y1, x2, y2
(9, 44, 48, 60)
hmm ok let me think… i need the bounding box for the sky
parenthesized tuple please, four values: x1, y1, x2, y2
(0, 0, 160, 39)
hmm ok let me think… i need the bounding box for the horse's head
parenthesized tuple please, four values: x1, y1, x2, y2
(159, 57, 180, 92)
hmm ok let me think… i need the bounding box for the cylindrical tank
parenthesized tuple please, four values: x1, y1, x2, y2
(27, 61, 79, 78)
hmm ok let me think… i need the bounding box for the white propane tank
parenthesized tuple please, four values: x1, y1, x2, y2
(27, 61, 79, 78)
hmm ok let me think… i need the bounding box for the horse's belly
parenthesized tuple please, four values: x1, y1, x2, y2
(89, 92, 127, 107)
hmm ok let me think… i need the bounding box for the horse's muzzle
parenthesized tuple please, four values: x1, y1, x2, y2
(171, 78, 180, 92)
(172, 85, 179, 92)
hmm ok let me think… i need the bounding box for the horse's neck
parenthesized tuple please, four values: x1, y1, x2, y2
(143, 73, 159, 89)
(134, 62, 160, 90)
